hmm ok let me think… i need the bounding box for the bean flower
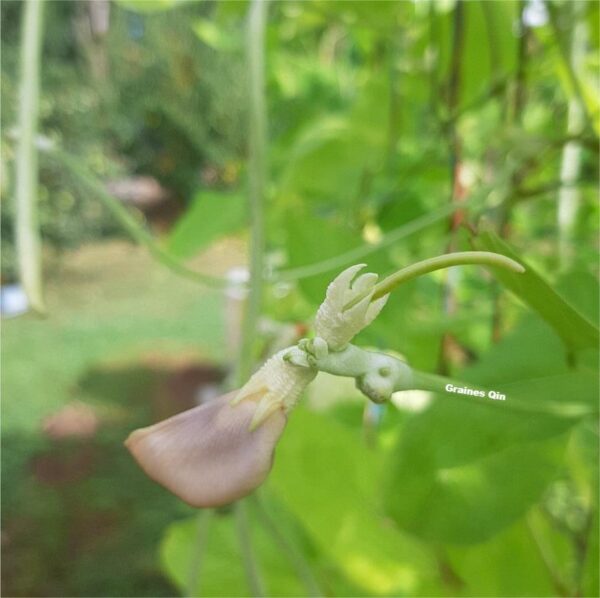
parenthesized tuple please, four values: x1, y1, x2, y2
(125, 252, 524, 508)
(125, 264, 387, 508)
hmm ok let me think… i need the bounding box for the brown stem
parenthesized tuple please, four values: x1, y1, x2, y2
(438, 0, 466, 375)
(572, 512, 593, 596)
(492, 0, 530, 342)
(526, 514, 570, 597)
(436, 548, 464, 591)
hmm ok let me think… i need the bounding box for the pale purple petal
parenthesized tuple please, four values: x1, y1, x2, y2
(125, 390, 286, 508)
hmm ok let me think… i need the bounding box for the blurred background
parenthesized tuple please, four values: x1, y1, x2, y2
(1, 0, 598, 596)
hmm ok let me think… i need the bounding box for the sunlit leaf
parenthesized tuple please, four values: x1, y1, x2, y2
(166, 191, 246, 259)
(116, 0, 189, 13)
(384, 400, 569, 544)
(160, 512, 307, 597)
(192, 19, 240, 52)
(472, 228, 600, 351)
(383, 369, 598, 544)
(283, 208, 357, 302)
(280, 117, 370, 203)
(444, 517, 566, 596)
(269, 408, 434, 596)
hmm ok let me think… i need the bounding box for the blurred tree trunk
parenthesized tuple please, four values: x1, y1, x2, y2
(73, 0, 111, 84)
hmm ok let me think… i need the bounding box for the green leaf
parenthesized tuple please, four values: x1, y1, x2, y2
(160, 512, 308, 597)
(384, 408, 568, 544)
(268, 408, 434, 596)
(462, 2, 518, 105)
(192, 19, 240, 52)
(461, 269, 599, 386)
(283, 207, 358, 303)
(382, 369, 598, 544)
(487, 372, 598, 418)
(280, 75, 389, 206)
(472, 228, 600, 351)
(444, 517, 565, 596)
(115, 0, 189, 13)
(461, 315, 570, 386)
(557, 271, 600, 326)
(433, 2, 518, 112)
(377, 192, 427, 234)
(313, 0, 404, 31)
(166, 191, 246, 259)
(283, 205, 391, 304)
(280, 117, 370, 203)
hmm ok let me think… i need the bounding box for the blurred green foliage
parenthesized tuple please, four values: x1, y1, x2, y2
(2, 0, 599, 597)
(1, 0, 246, 279)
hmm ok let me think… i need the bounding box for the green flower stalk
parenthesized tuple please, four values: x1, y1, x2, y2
(126, 252, 524, 508)
(16, 0, 45, 313)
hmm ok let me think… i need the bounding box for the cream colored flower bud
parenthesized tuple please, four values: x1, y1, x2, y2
(315, 264, 389, 351)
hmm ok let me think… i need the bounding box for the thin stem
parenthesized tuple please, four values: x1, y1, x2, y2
(526, 513, 570, 597)
(237, 0, 268, 382)
(276, 200, 466, 283)
(572, 511, 593, 596)
(441, 77, 508, 128)
(408, 369, 592, 418)
(276, 179, 507, 285)
(427, 0, 440, 121)
(344, 251, 525, 310)
(185, 510, 212, 598)
(46, 148, 228, 289)
(516, 178, 595, 201)
(409, 370, 462, 394)
(557, 0, 588, 269)
(446, 0, 464, 118)
(232, 2, 269, 596)
(546, 2, 594, 133)
(438, 0, 466, 375)
(481, 1, 500, 84)
(16, 0, 45, 313)
(235, 501, 265, 597)
(251, 495, 322, 597)
(386, 31, 401, 161)
(492, 0, 529, 341)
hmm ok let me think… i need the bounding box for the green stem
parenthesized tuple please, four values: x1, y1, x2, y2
(557, 0, 588, 269)
(235, 501, 265, 597)
(16, 0, 45, 313)
(526, 512, 571, 597)
(345, 251, 525, 310)
(409, 368, 593, 417)
(237, 0, 268, 383)
(275, 201, 463, 283)
(547, 2, 594, 133)
(409, 370, 462, 394)
(185, 510, 212, 598)
(232, 2, 269, 596)
(275, 180, 502, 284)
(409, 371, 496, 406)
(47, 148, 228, 289)
(251, 496, 322, 597)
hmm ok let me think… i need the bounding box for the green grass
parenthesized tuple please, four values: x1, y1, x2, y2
(1, 240, 232, 597)
(2, 241, 227, 434)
